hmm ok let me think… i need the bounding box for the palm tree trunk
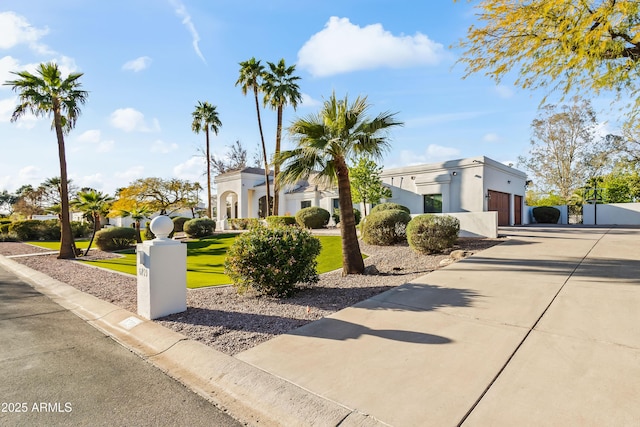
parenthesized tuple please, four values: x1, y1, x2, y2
(84, 212, 100, 256)
(254, 86, 271, 216)
(336, 158, 365, 275)
(53, 103, 76, 259)
(135, 220, 142, 243)
(206, 128, 212, 218)
(273, 105, 283, 216)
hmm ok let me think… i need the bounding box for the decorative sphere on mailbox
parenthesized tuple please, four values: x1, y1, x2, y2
(150, 215, 174, 239)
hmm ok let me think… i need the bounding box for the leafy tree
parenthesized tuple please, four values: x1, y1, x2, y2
(278, 93, 402, 275)
(457, 0, 640, 107)
(192, 101, 221, 219)
(72, 190, 113, 255)
(262, 59, 302, 215)
(112, 205, 153, 243)
(112, 178, 200, 216)
(518, 97, 609, 200)
(0, 190, 19, 215)
(211, 140, 249, 174)
(5, 62, 87, 259)
(13, 185, 46, 219)
(236, 57, 272, 216)
(349, 157, 392, 216)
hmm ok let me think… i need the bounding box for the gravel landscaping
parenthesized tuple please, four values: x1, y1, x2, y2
(0, 236, 503, 355)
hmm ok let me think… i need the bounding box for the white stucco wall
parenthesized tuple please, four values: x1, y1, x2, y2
(583, 203, 640, 225)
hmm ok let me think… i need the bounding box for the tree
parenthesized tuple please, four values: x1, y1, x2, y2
(211, 140, 249, 175)
(518, 97, 609, 200)
(262, 59, 302, 215)
(278, 93, 402, 275)
(349, 158, 392, 216)
(236, 57, 272, 216)
(0, 190, 18, 215)
(72, 190, 113, 255)
(192, 101, 221, 219)
(457, 1, 640, 106)
(5, 62, 87, 259)
(112, 178, 201, 216)
(113, 205, 153, 243)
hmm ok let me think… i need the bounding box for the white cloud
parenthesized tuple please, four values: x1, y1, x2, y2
(173, 156, 205, 182)
(399, 144, 461, 165)
(483, 133, 500, 143)
(75, 129, 114, 153)
(122, 56, 152, 72)
(0, 56, 21, 88)
(170, 0, 206, 64)
(298, 16, 447, 77)
(115, 166, 145, 181)
(0, 11, 51, 54)
(77, 129, 101, 143)
(300, 93, 321, 108)
(0, 96, 16, 121)
(110, 108, 159, 132)
(18, 165, 41, 181)
(151, 139, 179, 154)
(72, 173, 105, 191)
(97, 140, 115, 153)
(494, 84, 514, 99)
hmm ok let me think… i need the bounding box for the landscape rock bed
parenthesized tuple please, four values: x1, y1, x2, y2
(0, 237, 503, 355)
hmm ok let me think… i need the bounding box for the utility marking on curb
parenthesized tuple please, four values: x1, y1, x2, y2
(119, 316, 144, 330)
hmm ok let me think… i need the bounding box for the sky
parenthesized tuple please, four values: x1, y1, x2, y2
(0, 0, 627, 197)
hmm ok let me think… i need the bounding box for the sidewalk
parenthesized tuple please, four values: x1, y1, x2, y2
(1, 226, 639, 426)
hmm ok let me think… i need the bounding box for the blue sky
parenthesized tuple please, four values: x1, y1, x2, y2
(0, 1, 624, 196)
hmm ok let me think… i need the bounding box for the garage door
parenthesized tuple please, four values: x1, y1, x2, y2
(488, 190, 510, 226)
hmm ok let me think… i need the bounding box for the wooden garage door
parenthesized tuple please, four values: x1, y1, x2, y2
(488, 190, 510, 226)
(514, 195, 523, 225)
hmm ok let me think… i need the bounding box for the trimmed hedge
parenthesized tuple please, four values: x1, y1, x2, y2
(370, 202, 410, 215)
(361, 209, 411, 246)
(266, 216, 297, 227)
(172, 216, 191, 232)
(295, 206, 330, 229)
(183, 218, 216, 238)
(9, 220, 60, 241)
(224, 225, 321, 297)
(228, 218, 261, 230)
(332, 208, 361, 226)
(532, 206, 561, 224)
(407, 214, 460, 254)
(94, 227, 137, 251)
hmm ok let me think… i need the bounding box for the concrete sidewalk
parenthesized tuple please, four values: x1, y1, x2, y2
(1, 226, 639, 426)
(237, 226, 640, 426)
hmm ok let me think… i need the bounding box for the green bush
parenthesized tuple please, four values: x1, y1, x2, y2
(0, 232, 19, 242)
(71, 221, 92, 238)
(332, 208, 361, 226)
(0, 223, 10, 234)
(361, 209, 411, 246)
(183, 218, 216, 238)
(144, 221, 155, 240)
(9, 220, 45, 241)
(172, 216, 191, 232)
(532, 206, 561, 224)
(295, 206, 330, 229)
(228, 218, 261, 230)
(94, 227, 137, 251)
(407, 214, 460, 254)
(0, 219, 12, 225)
(41, 219, 61, 240)
(225, 226, 321, 297)
(370, 202, 410, 215)
(266, 216, 297, 227)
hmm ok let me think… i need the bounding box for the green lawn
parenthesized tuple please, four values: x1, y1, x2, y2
(27, 240, 92, 250)
(30, 234, 346, 289)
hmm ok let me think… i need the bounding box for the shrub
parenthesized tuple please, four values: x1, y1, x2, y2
(0, 219, 12, 225)
(0, 232, 18, 242)
(225, 226, 321, 297)
(41, 219, 61, 240)
(9, 220, 45, 241)
(332, 208, 361, 226)
(144, 221, 155, 240)
(532, 206, 561, 224)
(183, 218, 216, 238)
(228, 218, 261, 230)
(370, 202, 410, 215)
(172, 216, 191, 232)
(266, 216, 297, 227)
(295, 206, 330, 229)
(407, 214, 460, 254)
(0, 223, 10, 234)
(361, 209, 411, 246)
(71, 221, 92, 238)
(94, 227, 137, 251)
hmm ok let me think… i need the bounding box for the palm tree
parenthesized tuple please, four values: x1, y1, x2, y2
(277, 93, 402, 275)
(5, 62, 88, 259)
(262, 59, 302, 215)
(117, 205, 153, 243)
(236, 57, 272, 216)
(73, 190, 113, 256)
(191, 101, 222, 219)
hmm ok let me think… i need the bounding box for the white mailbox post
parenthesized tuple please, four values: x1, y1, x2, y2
(136, 215, 187, 320)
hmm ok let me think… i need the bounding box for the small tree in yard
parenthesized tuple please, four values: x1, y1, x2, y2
(350, 157, 392, 216)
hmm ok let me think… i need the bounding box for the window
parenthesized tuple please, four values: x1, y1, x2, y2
(301, 200, 311, 209)
(332, 198, 340, 210)
(423, 194, 443, 213)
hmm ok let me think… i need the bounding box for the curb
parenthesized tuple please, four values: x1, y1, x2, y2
(0, 254, 385, 426)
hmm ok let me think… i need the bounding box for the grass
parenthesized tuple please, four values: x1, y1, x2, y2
(31, 233, 347, 289)
(27, 239, 92, 250)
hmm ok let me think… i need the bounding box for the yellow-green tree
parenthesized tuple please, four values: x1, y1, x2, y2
(457, 1, 640, 105)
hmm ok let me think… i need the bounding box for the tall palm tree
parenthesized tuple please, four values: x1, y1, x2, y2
(262, 59, 302, 215)
(236, 57, 272, 216)
(277, 93, 402, 275)
(191, 101, 222, 219)
(117, 205, 153, 243)
(73, 190, 113, 256)
(5, 62, 88, 259)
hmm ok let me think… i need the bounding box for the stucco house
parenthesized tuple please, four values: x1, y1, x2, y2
(214, 156, 527, 236)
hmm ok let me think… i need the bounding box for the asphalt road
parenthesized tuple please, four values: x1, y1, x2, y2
(0, 265, 242, 427)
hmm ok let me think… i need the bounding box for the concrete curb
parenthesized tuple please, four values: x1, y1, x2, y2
(0, 254, 385, 426)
